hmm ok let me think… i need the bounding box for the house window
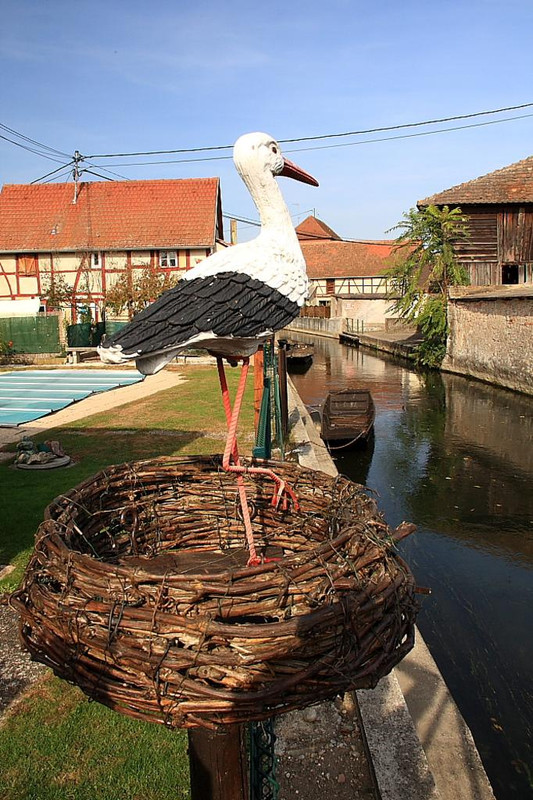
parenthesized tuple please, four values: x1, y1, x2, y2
(91, 252, 101, 268)
(17, 254, 38, 276)
(325, 278, 335, 295)
(159, 251, 177, 268)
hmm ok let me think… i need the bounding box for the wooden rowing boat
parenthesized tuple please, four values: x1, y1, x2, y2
(321, 389, 375, 450)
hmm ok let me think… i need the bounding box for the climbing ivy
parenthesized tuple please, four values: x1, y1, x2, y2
(387, 204, 470, 368)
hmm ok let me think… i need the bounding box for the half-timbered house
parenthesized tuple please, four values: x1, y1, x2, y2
(419, 155, 533, 286)
(295, 216, 398, 325)
(0, 178, 224, 321)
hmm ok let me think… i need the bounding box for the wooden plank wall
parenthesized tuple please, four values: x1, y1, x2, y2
(452, 204, 533, 285)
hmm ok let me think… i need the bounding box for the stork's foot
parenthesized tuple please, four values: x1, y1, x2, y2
(225, 463, 299, 513)
(270, 476, 300, 512)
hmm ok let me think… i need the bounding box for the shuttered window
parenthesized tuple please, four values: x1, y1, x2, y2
(17, 254, 38, 276)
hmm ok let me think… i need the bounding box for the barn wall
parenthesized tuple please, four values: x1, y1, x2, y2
(453, 205, 533, 286)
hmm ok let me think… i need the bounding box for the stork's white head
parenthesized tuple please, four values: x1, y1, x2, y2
(233, 132, 318, 187)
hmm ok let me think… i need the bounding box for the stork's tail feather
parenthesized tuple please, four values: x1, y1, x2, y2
(97, 338, 136, 366)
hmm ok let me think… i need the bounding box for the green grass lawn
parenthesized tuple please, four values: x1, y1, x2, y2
(0, 365, 255, 800)
(0, 366, 255, 593)
(1, 675, 190, 800)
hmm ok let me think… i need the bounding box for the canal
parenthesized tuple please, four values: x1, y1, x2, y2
(287, 332, 533, 800)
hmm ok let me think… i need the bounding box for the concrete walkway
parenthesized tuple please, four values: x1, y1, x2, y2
(340, 329, 424, 360)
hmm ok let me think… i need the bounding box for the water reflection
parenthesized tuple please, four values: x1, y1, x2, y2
(288, 332, 533, 800)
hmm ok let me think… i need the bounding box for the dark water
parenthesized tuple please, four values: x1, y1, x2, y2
(288, 332, 533, 800)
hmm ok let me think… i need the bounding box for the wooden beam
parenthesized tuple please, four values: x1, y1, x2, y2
(188, 724, 248, 800)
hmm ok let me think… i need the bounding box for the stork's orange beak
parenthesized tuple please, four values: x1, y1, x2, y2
(280, 157, 319, 187)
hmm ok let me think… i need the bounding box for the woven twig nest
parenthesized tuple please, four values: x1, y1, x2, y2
(12, 455, 418, 729)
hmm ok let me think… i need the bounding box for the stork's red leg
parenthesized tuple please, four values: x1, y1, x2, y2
(219, 357, 300, 507)
(216, 357, 240, 463)
(217, 357, 260, 565)
(216, 355, 300, 566)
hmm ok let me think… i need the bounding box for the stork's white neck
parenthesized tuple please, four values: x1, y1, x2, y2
(240, 166, 300, 249)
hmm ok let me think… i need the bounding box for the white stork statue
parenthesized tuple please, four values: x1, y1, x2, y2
(98, 131, 318, 564)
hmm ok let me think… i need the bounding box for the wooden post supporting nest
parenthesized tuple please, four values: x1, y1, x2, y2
(188, 725, 248, 800)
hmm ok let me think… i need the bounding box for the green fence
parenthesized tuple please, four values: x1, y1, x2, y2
(0, 315, 61, 354)
(66, 321, 126, 347)
(66, 322, 106, 347)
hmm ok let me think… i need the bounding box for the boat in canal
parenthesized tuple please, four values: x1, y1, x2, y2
(284, 340, 314, 370)
(320, 388, 375, 449)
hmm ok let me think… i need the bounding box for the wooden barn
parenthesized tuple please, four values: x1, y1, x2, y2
(419, 155, 533, 286)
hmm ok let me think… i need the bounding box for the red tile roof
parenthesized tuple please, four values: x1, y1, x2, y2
(301, 239, 398, 279)
(0, 179, 222, 252)
(296, 215, 342, 241)
(419, 155, 533, 206)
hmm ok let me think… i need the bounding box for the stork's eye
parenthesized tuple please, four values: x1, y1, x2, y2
(271, 145, 278, 154)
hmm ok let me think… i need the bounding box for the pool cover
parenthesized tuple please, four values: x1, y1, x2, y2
(0, 370, 144, 427)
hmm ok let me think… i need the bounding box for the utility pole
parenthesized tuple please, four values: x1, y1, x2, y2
(230, 219, 238, 245)
(72, 151, 83, 204)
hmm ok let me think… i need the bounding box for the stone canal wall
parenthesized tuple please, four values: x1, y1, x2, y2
(443, 286, 533, 395)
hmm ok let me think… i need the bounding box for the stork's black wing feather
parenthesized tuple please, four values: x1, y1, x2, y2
(101, 272, 300, 356)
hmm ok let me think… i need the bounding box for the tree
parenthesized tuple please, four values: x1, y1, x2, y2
(104, 267, 179, 320)
(387, 204, 470, 368)
(41, 260, 102, 322)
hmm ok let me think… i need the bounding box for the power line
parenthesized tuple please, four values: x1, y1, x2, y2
(0, 132, 67, 163)
(2, 101, 533, 175)
(43, 168, 76, 184)
(282, 102, 533, 143)
(0, 122, 71, 158)
(286, 112, 533, 154)
(81, 168, 115, 182)
(87, 112, 533, 169)
(85, 101, 533, 159)
(223, 213, 261, 227)
(31, 161, 75, 184)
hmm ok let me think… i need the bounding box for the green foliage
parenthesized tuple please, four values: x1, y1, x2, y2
(0, 338, 15, 356)
(414, 296, 448, 368)
(40, 274, 74, 310)
(387, 204, 470, 368)
(0, 338, 19, 365)
(105, 267, 179, 319)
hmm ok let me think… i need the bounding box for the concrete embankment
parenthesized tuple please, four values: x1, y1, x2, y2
(341, 329, 423, 360)
(286, 318, 422, 361)
(286, 380, 495, 800)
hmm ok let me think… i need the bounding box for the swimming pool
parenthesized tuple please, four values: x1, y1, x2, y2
(0, 369, 144, 427)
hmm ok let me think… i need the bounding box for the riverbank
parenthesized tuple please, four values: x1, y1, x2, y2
(286, 318, 422, 361)
(342, 328, 423, 360)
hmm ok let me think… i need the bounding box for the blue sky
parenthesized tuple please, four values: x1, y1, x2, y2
(1, 0, 533, 241)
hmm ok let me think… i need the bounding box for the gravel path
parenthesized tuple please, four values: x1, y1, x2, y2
(0, 604, 46, 718)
